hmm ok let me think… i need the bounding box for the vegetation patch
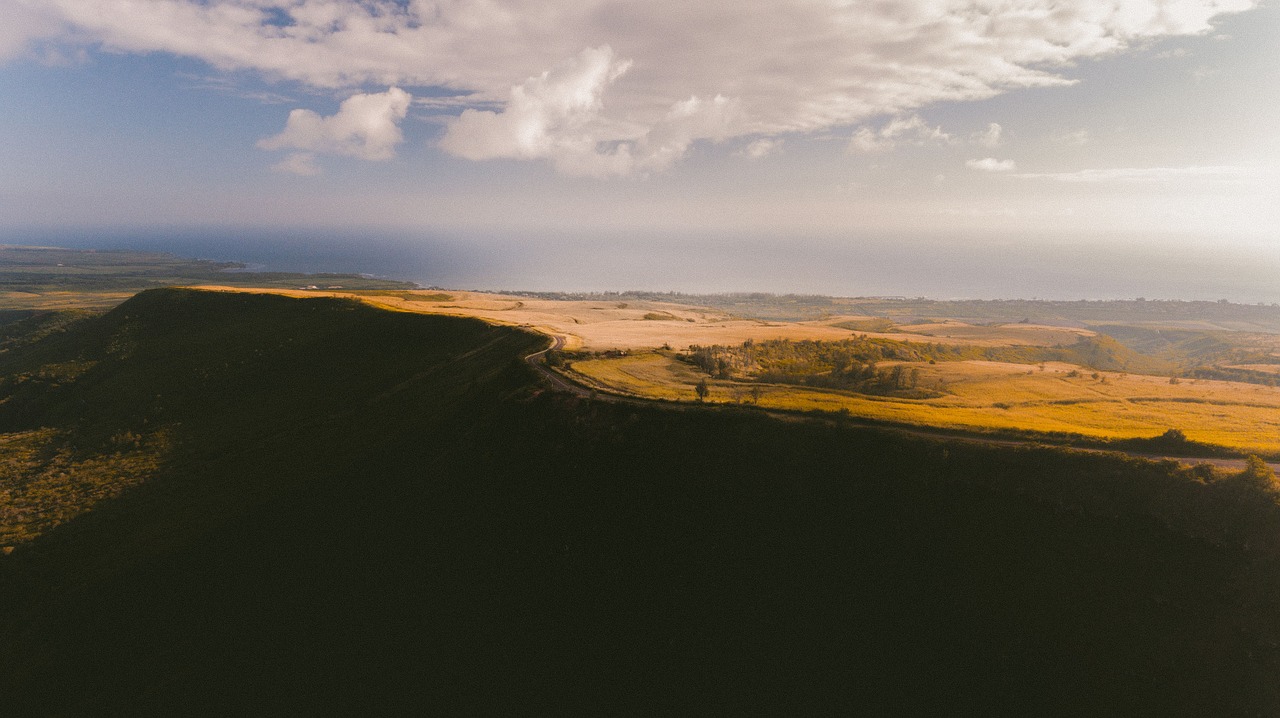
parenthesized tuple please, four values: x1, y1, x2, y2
(572, 350, 1280, 455)
(0, 428, 167, 549)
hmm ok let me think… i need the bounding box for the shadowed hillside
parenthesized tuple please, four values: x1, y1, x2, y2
(2, 289, 1279, 716)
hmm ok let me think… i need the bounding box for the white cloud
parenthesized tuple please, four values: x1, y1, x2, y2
(973, 123, 1003, 148)
(439, 46, 740, 177)
(848, 115, 950, 154)
(738, 138, 782, 159)
(6, 0, 1262, 174)
(967, 158, 1017, 172)
(259, 87, 412, 161)
(0, 2, 64, 60)
(437, 46, 635, 176)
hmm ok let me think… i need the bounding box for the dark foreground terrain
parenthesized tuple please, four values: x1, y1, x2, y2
(2, 289, 1280, 716)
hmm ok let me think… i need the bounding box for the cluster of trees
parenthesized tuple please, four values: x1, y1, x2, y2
(1187, 365, 1280, 387)
(685, 338, 933, 397)
(679, 333, 1180, 397)
(688, 334, 1152, 376)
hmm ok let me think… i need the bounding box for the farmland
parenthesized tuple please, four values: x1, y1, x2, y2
(6, 241, 1276, 459)
(569, 351, 1280, 454)
(182, 284, 1280, 457)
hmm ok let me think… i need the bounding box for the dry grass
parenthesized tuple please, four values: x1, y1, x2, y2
(0, 290, 136, 310)
(882, 320, 1095, 346)
(187, 286, 1279, 453)
(0, 429, 168, 549)
(571, 353, 1280, 454)
(194, 286, 869, 351)
(195, 286, 1105, 353)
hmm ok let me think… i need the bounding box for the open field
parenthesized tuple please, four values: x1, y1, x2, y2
(181, 285, 1280, 455)
(12, 268, 1272, 457)
(194, 285, 889, 350)
(872, 320, 1096, 346)
(569, 352, 1280, 455)
(195, 286, 1105, 351)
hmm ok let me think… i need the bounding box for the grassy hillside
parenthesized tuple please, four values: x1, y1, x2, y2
(2, 289, 1280, 715)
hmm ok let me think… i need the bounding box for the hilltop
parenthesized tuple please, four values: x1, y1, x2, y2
(2, 289, 1280, 715)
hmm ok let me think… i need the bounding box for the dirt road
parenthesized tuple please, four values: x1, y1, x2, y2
(521, 328, 1276, 474)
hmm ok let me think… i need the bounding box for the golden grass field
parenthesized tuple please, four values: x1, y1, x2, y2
(569, 352, 1280, 454)
(196, 286, 1099, 351)
(195, 286, 894, 350)
(0, 290, 137, 310)
(186, 286, 1279, 455)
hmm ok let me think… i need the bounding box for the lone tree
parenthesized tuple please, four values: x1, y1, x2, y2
(1240, 455, 1279, 493)
(695, 378, 710, 402)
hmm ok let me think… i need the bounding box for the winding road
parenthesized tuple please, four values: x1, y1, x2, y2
(521, 329, 1277, 474)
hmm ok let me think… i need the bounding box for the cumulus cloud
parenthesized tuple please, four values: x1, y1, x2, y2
(258, 87, 411, 162)
(848, 115, 950, 154)
(738, 138, 782, 160)
(967, 158, 1018, 172)
(973, 123, 1004, 148)
(437, 46, 635, 176)
(0, 2, 64, 60)
(6, 0, 1261, 174)
(439, 46, 739, 177)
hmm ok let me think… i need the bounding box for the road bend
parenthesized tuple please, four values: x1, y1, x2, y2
(520, 329, 1276, 474)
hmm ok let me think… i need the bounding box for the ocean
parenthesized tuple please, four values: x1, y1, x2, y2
(13, 227, 1280, 304)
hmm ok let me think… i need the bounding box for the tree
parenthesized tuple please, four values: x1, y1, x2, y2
(695, 378, 709, 402)
(1240, 455, 1279, 493)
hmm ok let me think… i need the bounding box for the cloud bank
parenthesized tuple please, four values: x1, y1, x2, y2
(5, 0, 1259, 174)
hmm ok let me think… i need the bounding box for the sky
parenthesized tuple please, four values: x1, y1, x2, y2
(0, 0, 1278, 295)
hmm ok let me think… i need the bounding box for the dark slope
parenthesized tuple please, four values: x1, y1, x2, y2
(1, 289, 1278, 716)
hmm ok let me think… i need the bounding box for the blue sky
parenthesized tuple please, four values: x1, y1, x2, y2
(1, 0, 1276, 253)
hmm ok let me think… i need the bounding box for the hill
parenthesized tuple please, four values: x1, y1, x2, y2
(2, 289, 1280, 715)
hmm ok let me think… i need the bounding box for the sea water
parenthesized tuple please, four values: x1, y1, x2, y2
(11, 227, 1280, 304)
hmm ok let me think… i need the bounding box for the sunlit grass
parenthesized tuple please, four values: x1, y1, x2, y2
(570, 353, 1280, 454)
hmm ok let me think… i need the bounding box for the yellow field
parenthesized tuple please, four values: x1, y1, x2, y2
(195, 286, 1103, 352)
(186, 286, 1280, 454)
(0, 290, 136, 310)
(570, 353, 1280, 454)
(195, 286, 897, 351)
